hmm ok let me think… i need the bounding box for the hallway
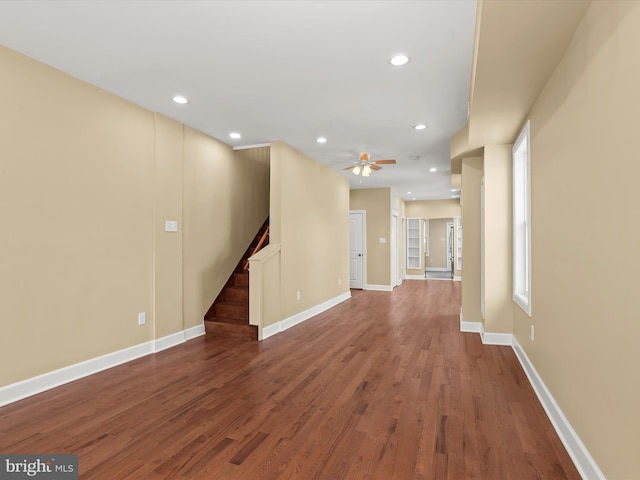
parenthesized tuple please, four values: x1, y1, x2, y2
(0, 281, 579, 479)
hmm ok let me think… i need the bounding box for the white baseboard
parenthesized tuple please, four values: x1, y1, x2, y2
(184, 324, 206, 341)
(458, 315, 604, 479)
(154, 324, 206, 352)
(512, 338, 605, 480)
(406, 275, 459, 282)
(0, 323, 206, 408)
(261, 291, 352, 340)
(459, 316, 511, 345)
(481, 330, 513, 346)
(366, 284, 393, 291)
(460, 319, 482, 333)
(154, 331, 186, 352)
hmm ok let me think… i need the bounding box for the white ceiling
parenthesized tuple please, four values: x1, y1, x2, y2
(0, 0, 476, 201)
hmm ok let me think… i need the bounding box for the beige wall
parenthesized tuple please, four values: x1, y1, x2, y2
(153, 114, 184, 339)
(0, 45, 155, 385)
(0, 45, 270, 387)
(350, 188, 392, 287)
(511, 2, 640, 477)
(482, 145, 512, 333)
(404, 199, 461, 219)
(182, 138, 270, 328)
(270, 141, 349, 321)
(461, 157, 483, 325)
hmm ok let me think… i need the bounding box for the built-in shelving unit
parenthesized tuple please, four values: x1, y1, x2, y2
(406, 218, 421, 270)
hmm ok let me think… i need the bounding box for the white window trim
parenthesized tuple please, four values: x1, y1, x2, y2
(513, 121, 532, 316)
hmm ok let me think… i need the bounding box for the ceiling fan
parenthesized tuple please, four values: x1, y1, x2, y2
(343, 153, 397, 176)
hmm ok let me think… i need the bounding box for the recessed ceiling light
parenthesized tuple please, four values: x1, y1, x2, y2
(429, 167, 437, 172)
(316, 137, 327, 144)
(451, 188, 459, 192)
(229, 132, 241, 139)
(407, 191, 412, 194)
(172, 95, 189, 104)
(413, 124, 427, 130)
(390, 54, 410, 66)
(412, 197, 417, 200)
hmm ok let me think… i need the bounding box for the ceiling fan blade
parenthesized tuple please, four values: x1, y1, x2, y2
(374, 159, 396, 165)
(370, 164, 382, 170)
(342, 166, 355, 170)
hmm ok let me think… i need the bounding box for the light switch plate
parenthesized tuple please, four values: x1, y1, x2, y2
(379, 237, 386, 243)
(165, 220, 178, 232)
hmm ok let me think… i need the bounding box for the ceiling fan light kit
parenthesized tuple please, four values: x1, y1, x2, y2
(344, 152, 397, 176)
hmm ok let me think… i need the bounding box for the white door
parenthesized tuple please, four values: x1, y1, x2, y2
(391, 214, 398, 287)
(349, 211, 365, 289)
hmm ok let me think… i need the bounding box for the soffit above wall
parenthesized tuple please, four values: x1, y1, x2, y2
(466, 0, 591, 147)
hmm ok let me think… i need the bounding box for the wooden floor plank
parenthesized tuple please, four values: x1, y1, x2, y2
(0, 280, 581, 479)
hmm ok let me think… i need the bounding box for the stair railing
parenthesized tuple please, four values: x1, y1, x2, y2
(243, 226, 270, 271)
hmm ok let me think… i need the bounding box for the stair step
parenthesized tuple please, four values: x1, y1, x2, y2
(233, 272, 249, 287)
(215, 301, 248, 320)
(204, 318, 257, 340)
(223, 286, 248, 303)
(204, 217, 268, 341)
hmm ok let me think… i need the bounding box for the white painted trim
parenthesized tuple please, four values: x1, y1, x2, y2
(261, 291, 352, 340)
(0, 324, 207, 408)
(184, 323, 206, 341)
(366, 284, 393, 292)
(349, 210, 367, 290)
(154, 324, 206, 352)
(460, 319, 482, 333)
(512, 337, 605, 480)
(0, 341, 153, 408)
(261, 322, 280, 340)
(154, 331, 186, 353)
(481, 330, 513, 346)
(426, 267, 449, 272)
(391, 212, 399, 288)
(233, 143, 270, 150)
(453, 275, 462, 281)
(406, 275, 457, 282)
(459, 315, 510, 345)
(458, 314, 605, 479)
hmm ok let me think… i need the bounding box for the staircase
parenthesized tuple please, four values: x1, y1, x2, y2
(204, 218, 269, 340)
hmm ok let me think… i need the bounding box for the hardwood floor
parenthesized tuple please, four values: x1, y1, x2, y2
(0, 280, 580, 479)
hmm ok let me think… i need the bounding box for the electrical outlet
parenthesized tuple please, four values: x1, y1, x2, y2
(530, 324, 535, 341)
(138, 312, 146, 326)
(296, 291, 301, 301)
